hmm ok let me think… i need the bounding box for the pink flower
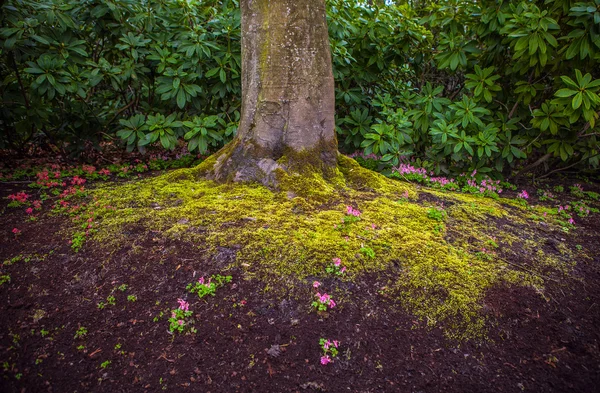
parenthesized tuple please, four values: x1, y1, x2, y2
(320, 355, 331, 365)
(346, 205, 361, 217)
(313, 281, 321, 288)
(33, 200, 42, 209)
(329, 299, 336, 308)
(12, 228, 21, 235)
(517, 190, 529, 199)
(171, 312, 176, 318)
(25, 207, 33, 214)
(177, 298, 189, 311)
(323, 340, 330, 349)
(333, 340, 339, 348)
(333, 258, 341, 267)
(178, 320, 184, 326)
(198, 277, 205, 284)
(568, 218, 575, 225)
(340, 266, 347, 274)
(371, 224, 376, 230)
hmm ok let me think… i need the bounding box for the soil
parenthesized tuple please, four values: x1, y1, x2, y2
(0, 169, 599, 393)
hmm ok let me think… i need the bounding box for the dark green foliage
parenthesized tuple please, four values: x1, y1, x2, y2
(0, 0, 241, 155)
(1, 0, 599, 177)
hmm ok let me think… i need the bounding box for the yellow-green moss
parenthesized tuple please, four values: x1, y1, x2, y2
(88, 156, 576, 341)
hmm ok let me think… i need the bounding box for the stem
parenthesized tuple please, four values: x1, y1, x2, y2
(538, 153, 600, 180)
(512, 152, 552, 180)
(10, 53, 30, 109)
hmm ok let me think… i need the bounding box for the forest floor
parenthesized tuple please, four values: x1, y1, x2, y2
(0, 155, 599, 393)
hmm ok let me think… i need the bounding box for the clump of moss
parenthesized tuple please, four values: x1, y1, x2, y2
(86, 155, 575, 341)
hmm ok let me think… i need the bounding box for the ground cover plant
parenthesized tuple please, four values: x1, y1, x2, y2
(0, 154, 599, 392)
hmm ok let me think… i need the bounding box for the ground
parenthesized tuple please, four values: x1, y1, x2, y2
(0, 155, 599, 393)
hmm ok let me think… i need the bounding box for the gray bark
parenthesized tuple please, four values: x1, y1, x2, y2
(209, 0, 337, 187)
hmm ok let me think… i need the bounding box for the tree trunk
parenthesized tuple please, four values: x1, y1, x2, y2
(208, 0, 337, 188)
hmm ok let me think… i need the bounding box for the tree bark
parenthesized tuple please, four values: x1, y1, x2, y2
(208, 0, 337, 188)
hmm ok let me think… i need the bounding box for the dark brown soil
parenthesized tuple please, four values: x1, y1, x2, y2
(0, 174, 599, 393)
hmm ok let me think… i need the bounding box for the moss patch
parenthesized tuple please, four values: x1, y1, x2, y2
(88, 156, 574, 341)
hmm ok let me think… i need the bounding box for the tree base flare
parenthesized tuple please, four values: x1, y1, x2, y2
(200, 137, 339, 191)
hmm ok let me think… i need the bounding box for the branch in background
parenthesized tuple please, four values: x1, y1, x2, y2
(104, 100, 136, 130)
(538, 153, 600, 180)
(512, 152, 552, 180)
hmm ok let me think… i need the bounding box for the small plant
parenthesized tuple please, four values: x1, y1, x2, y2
(569, 184, 584, 198)
(77, 345, 85, 351)
(537, 189, 555, 201)
(312, 292, 336, 312)
(74, 326, 87, 339)
(127, 295, 137, 302)
(553, 185, 564, 193)
(319, 338, 340, 365)
(359, 246, 375, 259)
(0, 275, 10, 286)
(97, 295, 116, 309)
(100, 360, 111, 369)
(343, 205, 362, 224)
(40, 329, 49, 337)
(114, 343, 122, 350)
(517, 190, 529, 200)
(168, 299, 194, 334)
(70, 232, 85, 252)
(187, 274, 232, 299)
(118, 284, 128, 292)
(325, 257, 347, 276)
(153, 311, 164, 322)
(475, 248, 494, 261)
(427, 206, 447, 221)
(397, 190, 410, 203)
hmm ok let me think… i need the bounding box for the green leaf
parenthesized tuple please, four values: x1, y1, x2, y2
(572, 93, 583, 109)
(555, 89, 577, 98)
(176, 89, 187, 109)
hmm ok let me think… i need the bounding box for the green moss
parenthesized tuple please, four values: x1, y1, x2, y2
(87, 157, 576, 342)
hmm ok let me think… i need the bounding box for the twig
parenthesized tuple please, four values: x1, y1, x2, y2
(538, 153, 600, 180)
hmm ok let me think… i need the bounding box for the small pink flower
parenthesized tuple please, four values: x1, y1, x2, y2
(340, 266, 347, 274)
(178, 320, 184, 326)
(320, 355, 331, 365)
(371, 224, 376, 230)
(313, 281, 321, 288)
(333, 340, 339, 348)
(12, 228, 21, 235)
(177, 298, 189, 311)
(171, 312, 176, 318)
(333, 258, 341, 267)
(517, 190, 529, 199)
(568, 218, 575, 225)
(25, 207, 33, 214)
(198, 277, 205, 284)
(323, 340, 330, 349)
(329, 299, 336, 308)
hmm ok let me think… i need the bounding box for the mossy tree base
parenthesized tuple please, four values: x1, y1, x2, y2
(89, 156, 576, 341)
(202, 137, 339, 190)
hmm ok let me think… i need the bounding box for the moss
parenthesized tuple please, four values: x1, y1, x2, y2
(87, 158, 576, 342)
